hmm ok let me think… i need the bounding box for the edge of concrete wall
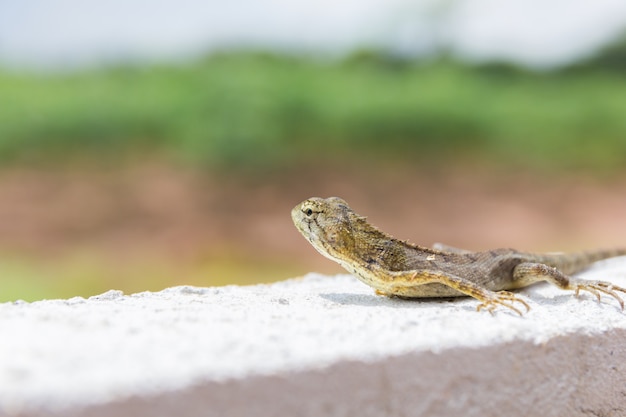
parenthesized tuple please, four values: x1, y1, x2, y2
(2, 256, 626, 417)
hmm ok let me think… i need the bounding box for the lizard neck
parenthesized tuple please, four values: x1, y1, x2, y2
(331, 216, 437, 272)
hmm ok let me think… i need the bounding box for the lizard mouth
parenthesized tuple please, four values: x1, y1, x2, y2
(290, 205, 304, 227)
(291, 202, 324, 247)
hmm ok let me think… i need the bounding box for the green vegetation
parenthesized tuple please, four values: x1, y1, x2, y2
(0, 251, 304, 302)
(1, 52, 626, 172)
(1, 51, 626, 301)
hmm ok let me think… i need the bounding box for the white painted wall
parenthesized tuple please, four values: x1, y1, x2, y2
(1, 256, 625, 416)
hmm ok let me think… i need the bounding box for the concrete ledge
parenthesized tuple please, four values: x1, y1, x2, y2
(1, 257, 626, 417)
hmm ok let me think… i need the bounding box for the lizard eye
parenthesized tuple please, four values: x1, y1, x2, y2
(300, 202, 319, 219)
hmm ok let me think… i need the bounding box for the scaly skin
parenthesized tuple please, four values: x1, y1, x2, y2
(291, 196, 626, 315)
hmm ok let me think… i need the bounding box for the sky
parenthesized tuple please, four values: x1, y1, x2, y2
(1, 0, 625, 70)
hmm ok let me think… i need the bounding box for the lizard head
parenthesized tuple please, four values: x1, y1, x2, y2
(291, 197, 358, 262)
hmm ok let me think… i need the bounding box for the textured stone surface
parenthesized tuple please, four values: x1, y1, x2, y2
(1, 256, 626, 417)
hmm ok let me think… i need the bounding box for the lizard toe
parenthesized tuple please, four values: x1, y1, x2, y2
(476, 291, 530, 316)
(573, 280, 626, 310)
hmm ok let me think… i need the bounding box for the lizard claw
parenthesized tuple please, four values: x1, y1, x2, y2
(573, 280, 626, 310)
(476, 291, 531, 316)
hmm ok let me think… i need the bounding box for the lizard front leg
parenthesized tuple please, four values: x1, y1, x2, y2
(513, 262, 626, 310)
(388, 270, 530, 315)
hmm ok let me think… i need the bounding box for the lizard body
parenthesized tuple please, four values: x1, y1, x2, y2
(291, 196, 626, 315)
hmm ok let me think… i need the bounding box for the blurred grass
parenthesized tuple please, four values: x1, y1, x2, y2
(0, 251, 307, 302)
(1, 51, 626, 301)
(1, 52, 625, 172)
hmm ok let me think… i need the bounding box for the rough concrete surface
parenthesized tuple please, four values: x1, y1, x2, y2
(1, 257, 626, 417)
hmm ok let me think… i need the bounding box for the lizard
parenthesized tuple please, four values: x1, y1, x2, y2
(291, 196, 626, 315)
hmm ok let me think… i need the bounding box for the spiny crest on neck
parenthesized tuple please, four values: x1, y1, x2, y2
(351, 212, 440, 255)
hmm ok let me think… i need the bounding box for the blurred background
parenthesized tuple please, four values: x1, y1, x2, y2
(1, 0, 626, 301)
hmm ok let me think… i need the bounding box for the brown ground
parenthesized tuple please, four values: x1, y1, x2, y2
(1, 158, 625, 299)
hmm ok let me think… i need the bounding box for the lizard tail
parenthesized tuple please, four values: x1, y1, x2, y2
(539, 248, 626, 275)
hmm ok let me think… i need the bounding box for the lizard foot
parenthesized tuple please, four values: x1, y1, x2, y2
(476, 291, 531, 316)
(572, 280, 626, 310)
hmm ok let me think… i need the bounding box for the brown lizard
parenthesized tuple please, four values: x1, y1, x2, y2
(291, 196, 626, 315)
